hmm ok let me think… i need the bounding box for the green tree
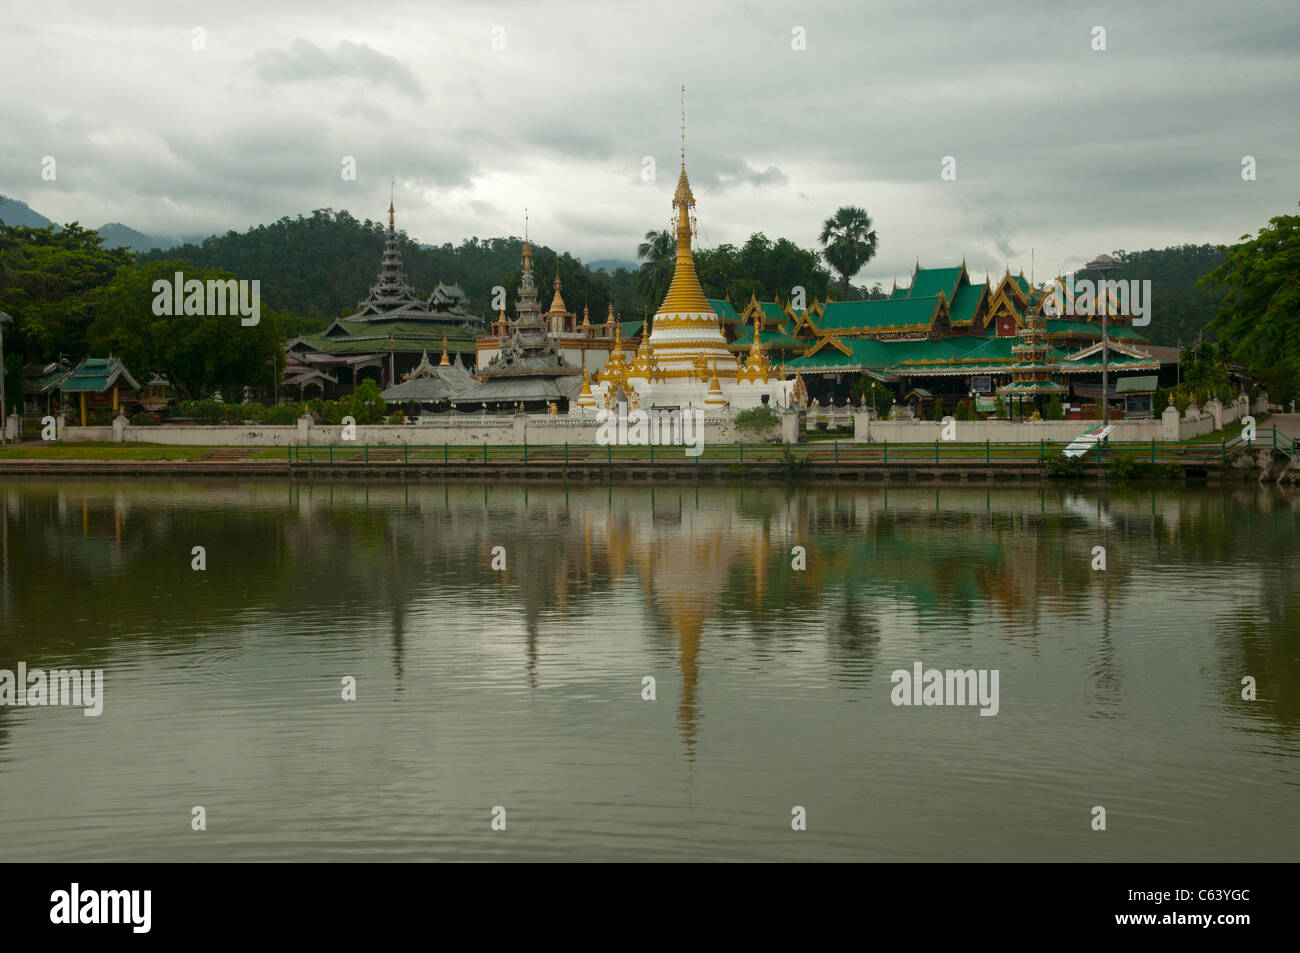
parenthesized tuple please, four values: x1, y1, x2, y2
(1201, 206, 1300, 390)
(88, 259, 286, 399)
(1044, 394, 1065, 420)
(0, 222, 134, 362)
(345, 378, 387, 424)
(850, 376, 893, 417)
(636, 229, 676, 312)
(819, 206, 878, 299)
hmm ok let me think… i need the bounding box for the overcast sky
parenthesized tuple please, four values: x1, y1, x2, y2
(2, 0, 1297, 287)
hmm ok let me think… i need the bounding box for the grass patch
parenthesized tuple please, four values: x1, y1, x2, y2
(0, 442, 217, 461)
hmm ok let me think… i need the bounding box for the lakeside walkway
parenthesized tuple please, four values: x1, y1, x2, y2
(2, 428, 1295, 483)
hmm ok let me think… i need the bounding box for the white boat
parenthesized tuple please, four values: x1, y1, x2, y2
(1062, 424, 1115, 458)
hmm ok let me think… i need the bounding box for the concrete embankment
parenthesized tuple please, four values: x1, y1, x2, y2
(0, 457, 1285, 484)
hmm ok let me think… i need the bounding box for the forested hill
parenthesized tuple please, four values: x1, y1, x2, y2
(1074, 244, 1228, 347)
(138, 209, 1232, 346)
(139, 208, 642, 328)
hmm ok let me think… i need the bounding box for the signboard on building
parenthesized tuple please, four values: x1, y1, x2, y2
(971, 376, 992, 394)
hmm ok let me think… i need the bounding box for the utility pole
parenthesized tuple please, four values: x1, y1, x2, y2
(1086, 255, 1120, 426)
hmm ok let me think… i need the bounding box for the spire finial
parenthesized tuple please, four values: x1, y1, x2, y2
(388, 178, 395, 230)
(680, 84, 686, 166)
(525, 207, 528, 242)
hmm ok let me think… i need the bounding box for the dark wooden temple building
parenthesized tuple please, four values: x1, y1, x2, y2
(283, 199, 483, 398)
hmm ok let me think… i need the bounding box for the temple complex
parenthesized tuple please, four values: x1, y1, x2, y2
(787, 265, 1162, 416)
(284, 197, 483, 398)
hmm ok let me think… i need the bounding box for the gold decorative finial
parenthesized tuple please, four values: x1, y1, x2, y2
(388, 178, 395, 229)
(439, 333, 449, 365)
(680, 84, 686, 165)
(525, 207, 528, 242)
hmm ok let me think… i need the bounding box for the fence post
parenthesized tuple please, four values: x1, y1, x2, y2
(607, 443, 611, 464)
(523, 443, 528, 463)
(986, 439, 990, 463)
(404, 444, 408, 464)
(883, 440, 888, 464)
(650, 442, 654, 463)
(364, 445, 368, 463)
(329, 445, 333, 464)
(834, 441, 839, 463)
(1150, 439, 1155, 463)
(564, 442, 568, 466)
(443, 443, 448, 464)
(1096, 439, 1102, 466)
(740, 444, 744, 464)
(1220, 438, 1226, 465)
(483, 443, 488, 464)
(935, 442, 939, 464)
(1039, 439, 1043, 463)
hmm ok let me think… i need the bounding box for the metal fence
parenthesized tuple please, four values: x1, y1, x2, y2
(286, 432, 1294, 466)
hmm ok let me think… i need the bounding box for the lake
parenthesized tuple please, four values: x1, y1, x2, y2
(1, 478, 1296, 861)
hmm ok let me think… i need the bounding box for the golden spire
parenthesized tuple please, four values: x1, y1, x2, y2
(605, 301, 615, 324)
(439, 333, 450, 366)
(388, 178, 395, 230)
(549, 271, 566, 313)
(581, 303, 591, 327)
(658, 86, 712, 316)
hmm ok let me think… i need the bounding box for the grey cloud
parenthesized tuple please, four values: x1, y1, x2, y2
(251, 39, 424, 100)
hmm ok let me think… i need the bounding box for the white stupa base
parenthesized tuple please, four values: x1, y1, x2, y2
(583, 377, 795, 414)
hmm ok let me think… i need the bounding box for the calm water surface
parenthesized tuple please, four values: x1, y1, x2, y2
(0, 478, 1296, 861)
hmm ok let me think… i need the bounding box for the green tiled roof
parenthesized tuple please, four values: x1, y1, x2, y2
(731, 327, 804, 350)
(618, 320, 645, 340)
(890, 286, 909, 299)
(1045, 318, 1147, 341)
(706, 299, 740, 323)
(61, 357, 140, 393)
(1116, 375, 1159, 393)
(949, 284, 985, 324)
(789, 337, 895, 371)
(909, 266, 964, 301)
(817, 296, 940, 332)
(887, 337, 984, 364)
(757, 301, 789, 325)
(294, 319, 478, 356)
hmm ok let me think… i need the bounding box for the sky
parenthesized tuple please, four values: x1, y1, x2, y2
(1, 0, 1297, 287)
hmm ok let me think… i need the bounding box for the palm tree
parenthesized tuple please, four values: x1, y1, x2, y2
(636, 229, 675, 311)
(819, 206, 878, 299)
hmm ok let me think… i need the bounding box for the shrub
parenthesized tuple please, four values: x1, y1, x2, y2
(1044, 395, 1064, 420)
(130, 411, 161, 426)
(1045, 453, 1085, 479)
(930, 401, 945, 422)
(734, 404, 781, 440)
(779, 445, 812, 479)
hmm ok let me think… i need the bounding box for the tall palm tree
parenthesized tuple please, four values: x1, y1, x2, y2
(819, 206, 878, 299)
(636, 229, 675, 311)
